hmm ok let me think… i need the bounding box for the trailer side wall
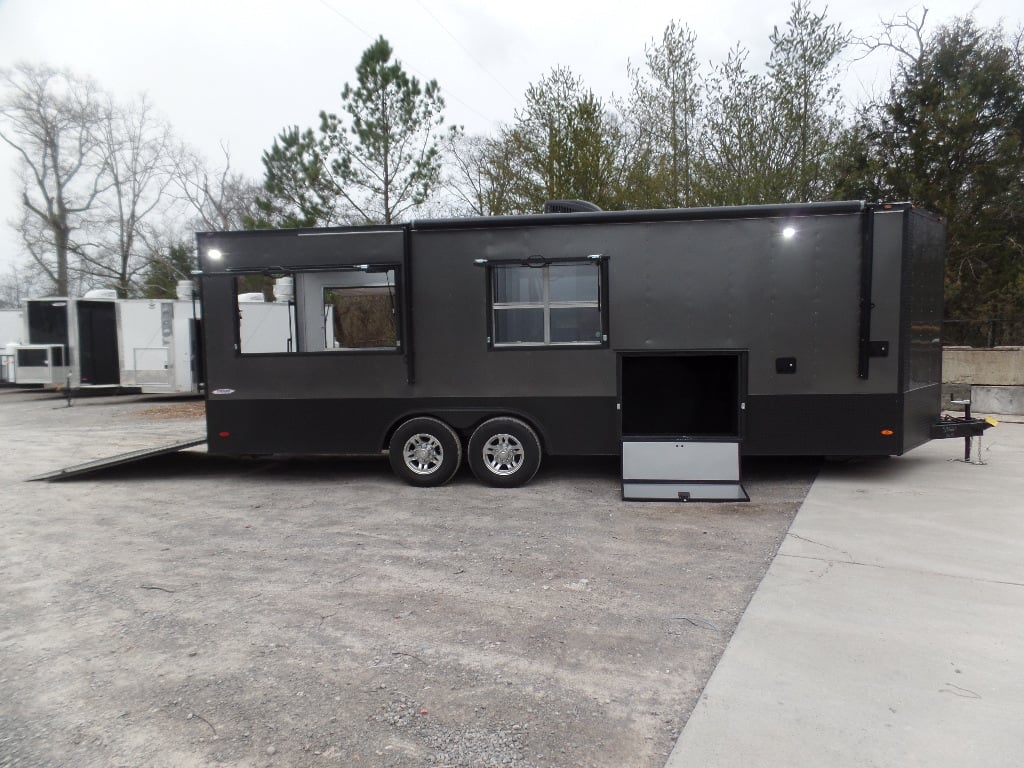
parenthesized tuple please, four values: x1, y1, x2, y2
(197, 204, 942, 459)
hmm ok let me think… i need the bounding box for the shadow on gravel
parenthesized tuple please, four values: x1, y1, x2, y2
(47, 451, 394, 482)
(40, 450, 825, 496)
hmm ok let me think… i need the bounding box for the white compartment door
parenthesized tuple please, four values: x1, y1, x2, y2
(621, 440, 748, 502)
(133, 347, 171, 385)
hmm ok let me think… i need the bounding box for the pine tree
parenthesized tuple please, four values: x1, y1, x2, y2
(320, 36, 453, 224)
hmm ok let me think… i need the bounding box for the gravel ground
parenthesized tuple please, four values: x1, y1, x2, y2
(0, 388, 819, 768)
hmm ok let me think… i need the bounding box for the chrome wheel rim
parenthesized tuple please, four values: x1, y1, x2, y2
(403, 433, 444, 475)
(482, 433, 524, 476)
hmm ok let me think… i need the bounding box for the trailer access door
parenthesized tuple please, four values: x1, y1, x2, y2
(77, 300, 119, 386)
(620, 352, 748, 501)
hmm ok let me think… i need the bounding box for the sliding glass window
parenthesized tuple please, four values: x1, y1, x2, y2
(491, 262, 603, 346)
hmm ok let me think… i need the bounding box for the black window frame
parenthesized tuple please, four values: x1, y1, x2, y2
(230, 263, 404, 357)
(483, 255, 609, 350)
(320, 267, 401, 352)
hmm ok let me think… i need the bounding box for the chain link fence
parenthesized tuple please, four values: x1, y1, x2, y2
(943, 319, 1024, 348)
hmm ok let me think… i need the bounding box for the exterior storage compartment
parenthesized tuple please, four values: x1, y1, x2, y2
(621, 441, 747, 501)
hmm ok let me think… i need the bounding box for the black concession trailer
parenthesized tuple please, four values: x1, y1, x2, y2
(195, 201, 973, 501)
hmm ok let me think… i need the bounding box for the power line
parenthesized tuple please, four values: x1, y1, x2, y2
(316, 0, 375, 39)
(412, 0, 519, 100)
(315, 0, 501, 128)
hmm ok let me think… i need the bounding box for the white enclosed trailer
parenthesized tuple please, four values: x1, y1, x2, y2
(237, 290, 296, 355)
(117, 295, 202, 394)
(1, 309, 24, 383)
(0, 309, 22, 345)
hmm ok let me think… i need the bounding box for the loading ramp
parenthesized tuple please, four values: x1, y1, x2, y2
(28, 437, 206, 482)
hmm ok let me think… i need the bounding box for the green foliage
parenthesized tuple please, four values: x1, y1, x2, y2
(767, 0, 849, 200)
(842, 16, 1024, 323)
(252, 37, 453, 227)
(140, 241, 195, 299)
(322, 36, 453, 224)
(447, 4, 853, 215)
(698, 1, 848, 205)
(624, 21, 702, 207)
(249, 126, 335, 229)
(495, 67, 626, 213)
(698, 45, 782, 205)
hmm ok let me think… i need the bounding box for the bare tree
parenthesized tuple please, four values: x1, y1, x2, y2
(857, 7, 929, 67)
(0, 261, 49, 309)
(0, 63, 109, 296)
(75, 94, 177, 296)
(440, 132, 517, 217)
(173, 141, 259, 231)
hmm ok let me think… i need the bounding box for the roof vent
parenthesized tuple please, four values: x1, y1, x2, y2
(273, 276, 294, 302)
(83, 288, 118, 300)
(176, 280, 195, 301)
(542, 200, 602, 214)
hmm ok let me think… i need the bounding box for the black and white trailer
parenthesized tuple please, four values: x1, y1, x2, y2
(195, 201, 962, 500)
(12, 293, 121, 389)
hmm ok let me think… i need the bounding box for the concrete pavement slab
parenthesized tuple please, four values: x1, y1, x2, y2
(666, 423, 1024, 768)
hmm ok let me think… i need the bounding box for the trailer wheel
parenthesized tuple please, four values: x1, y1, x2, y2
(389, 417, 462, 487)
(467, 417, 542, 488)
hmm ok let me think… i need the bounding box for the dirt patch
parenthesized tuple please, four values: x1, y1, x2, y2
(134, 399, 206, 420)
(0, 390, 816, 767)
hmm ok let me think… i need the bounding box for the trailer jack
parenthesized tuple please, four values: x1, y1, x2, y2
(930, 400, 997, 463)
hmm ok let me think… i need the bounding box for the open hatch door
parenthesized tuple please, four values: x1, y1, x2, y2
(620, 353, 748, 502)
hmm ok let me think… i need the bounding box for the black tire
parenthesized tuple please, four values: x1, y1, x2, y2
(467, 417, 542, 488)
(388, 417, 462, 487)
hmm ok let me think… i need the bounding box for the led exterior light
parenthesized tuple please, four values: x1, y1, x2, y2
(208, 248, 223, 260)
(782, 226, 797, 239)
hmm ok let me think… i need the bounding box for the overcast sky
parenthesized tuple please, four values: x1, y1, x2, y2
(1, 0, 1021, 277)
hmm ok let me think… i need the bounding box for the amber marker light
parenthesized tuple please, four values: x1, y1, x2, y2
(880, 429, 895, 436)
